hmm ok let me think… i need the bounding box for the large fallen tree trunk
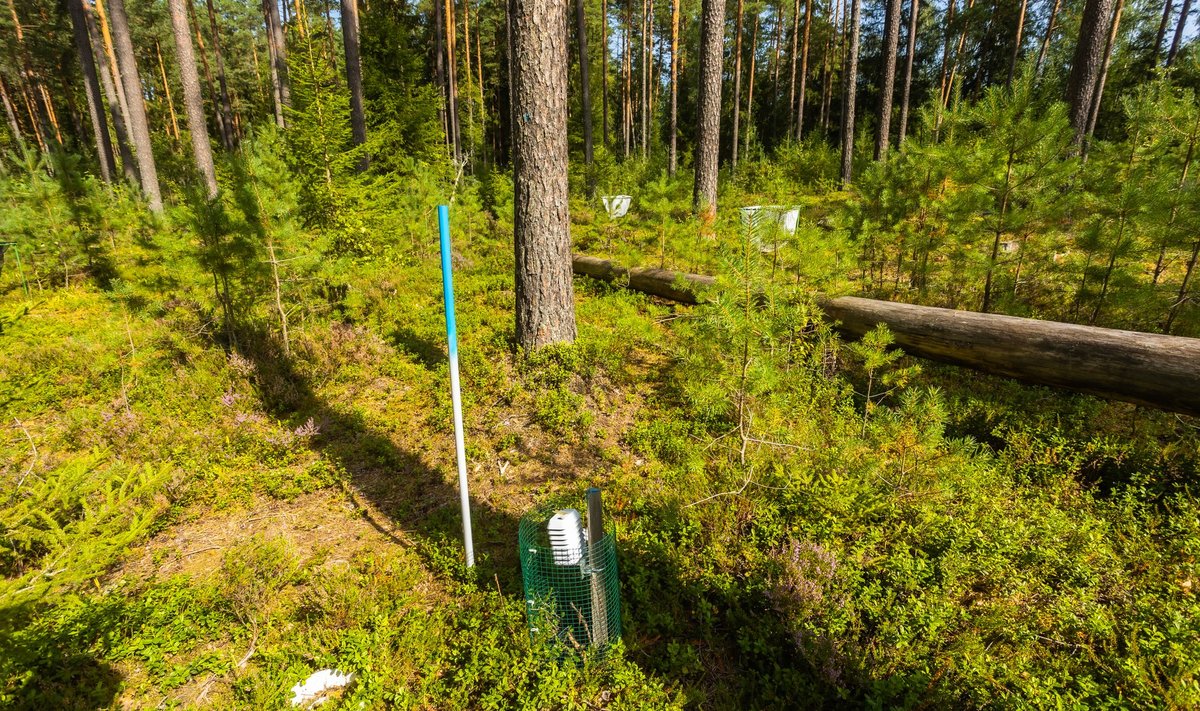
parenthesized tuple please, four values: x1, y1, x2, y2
(572, 254, 715, 303)
(572, 255, 1200, 416)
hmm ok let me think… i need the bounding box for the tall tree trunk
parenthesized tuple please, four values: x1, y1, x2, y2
(155, 40, 182, 141)
(205, 0, 237, 149)
(1066, 0, 1116, 142)
(1007, 0, 1027, 85)
(108, 0, 163, 212)
(731, 0, 744, 169)
(1167, 0, 1191, 67)
(602, 0, 609, 147)
(746, 14, 758, 154)
(937, 0, 955, 116)
(819, 0, 837, 132)
(510, 0, 576, 349)
(669, 0, 679, 174)
(0, 76, 23, 149)
(464, 0, 474, 135)
(1035, 0, 1060, 76)
(575, 0, 594, 163)
(839, 0, 860, 185)
(6, 0, 54, 148)
(623, 2, 632, 157)
(323, 0, 340, 85)
(693, 0, 724, 216)
(640, 0, 649, 155)
(17, 78, 46, 152)
(68, 0, 115, 182)
(264, 0, 291, 127)
(85, 3, 136, 183)
(435, 0, 448, 146)
(787, 0, 799, 137)
(187, 0, 228, 149)
(796, 0, 812, 140)
(445, 0, 462, 159)
(1084, 0, 1123, 147)
(897, 0, 917, 144)
(168, 0, 218, 199)
(875, 0, 900, 159)
(941, 0, 974, 112)
(1154, 0, 1173, 66)
(342, 0, 368, 171)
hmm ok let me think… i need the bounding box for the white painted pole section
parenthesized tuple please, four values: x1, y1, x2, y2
(438, 204, 475, 567)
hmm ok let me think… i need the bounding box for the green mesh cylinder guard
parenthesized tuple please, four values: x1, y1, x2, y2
(518, 506, 621, 654)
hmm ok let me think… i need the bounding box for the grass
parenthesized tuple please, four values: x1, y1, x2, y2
(2, 148, 1200, 708)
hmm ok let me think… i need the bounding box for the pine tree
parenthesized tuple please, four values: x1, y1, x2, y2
(511, 0, 577, 349)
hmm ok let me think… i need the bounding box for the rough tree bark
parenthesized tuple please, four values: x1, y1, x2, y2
(669, 0, 679, 174)
(0, 76, 23, 148)
(1084, 0, 1123, 146)
(108, 0, 163, 212)
(154, 40, 181, 141)
(602, 0, 609, 147)
(205, 0, 237, 149)
(1035, 0, 1060, 76)
(897, 0, 917, 144)
(342, 0, 367, 171)
(1154, 0, 1173, 65)
(68, 0, 116, 182)
(839, 0, 861, 185)
(264, 0, 291, 127)
(1167, 0, 1191, 67)
(876, 0, 901, 159)
(511, 0, 577, 349)
(168, 0, 218, 199)
(693, 0, 725, 217)
(796, 0, 811, 140)
(1007, 0, 1027, 85)
(575, 0, 594, 163)
(1066, 0, 1116, 142)
(85, 2, 136, 183)
(731, 0, 744, 170)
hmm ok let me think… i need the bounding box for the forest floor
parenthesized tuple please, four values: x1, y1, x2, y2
(3, 180, 1200, 709)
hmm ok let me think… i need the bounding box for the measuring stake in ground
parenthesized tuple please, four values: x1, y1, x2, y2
(438, 205, 475, 567)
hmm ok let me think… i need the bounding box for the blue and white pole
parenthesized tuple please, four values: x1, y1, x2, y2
(438, 205, 475, 567)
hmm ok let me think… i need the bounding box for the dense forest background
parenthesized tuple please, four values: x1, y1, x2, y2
(3, 0, 1200, 707)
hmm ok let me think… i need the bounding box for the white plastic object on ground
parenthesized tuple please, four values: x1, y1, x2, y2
(290, 669, 355, 708)
(601, 195, 632, 219)
(548, 509, 584, 565)
(777, 208, 800, 234)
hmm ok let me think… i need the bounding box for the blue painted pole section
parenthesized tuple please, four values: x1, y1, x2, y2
(439, 205, 475, 567)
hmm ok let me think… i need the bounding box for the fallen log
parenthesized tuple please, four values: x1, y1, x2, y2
(571, 255, 1200, 416)
(572, 255, 714, 304)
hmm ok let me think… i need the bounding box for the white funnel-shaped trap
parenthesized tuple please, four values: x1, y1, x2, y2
(601, 195, 632, 219)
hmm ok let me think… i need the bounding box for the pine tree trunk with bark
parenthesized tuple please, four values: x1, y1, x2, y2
(897, 0, 917, 144)
(107, 0, 163, 212)
(731, 0, 744, 170)
(1167, 0, 1191, 67)
(1007, 0, 1028, 85)
(1084, 0, 1123, 146)
(669, 0, 679, 174)
(68, 0, 116, 182)
(205, 0, 237, 149)
(511, 0, 577, 349)
(839, 0, 860, 185)
(575, 0, 594, 163)
(168, 0, 218, 199)
(693, 0, 724, 216)
(875, 0, 900, 159)
(1036, 0, 1060, 76)
(1066, 0, 1115, 142)
(1154, 0, 1173, 65)
(264, 0, 291, 127)
(342, 0, 368, 170)
(85, 2, 136, 183)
